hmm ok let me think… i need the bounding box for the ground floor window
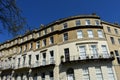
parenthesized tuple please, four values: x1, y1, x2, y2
(33, 73, 37, 80)
(107, 66, 115, 80)
(67, 68, 75, 80)
(82, 67, 90, 80)
(95, 67, 103, 80)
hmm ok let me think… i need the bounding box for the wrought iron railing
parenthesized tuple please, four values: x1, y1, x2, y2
(62, 53, 114, 62)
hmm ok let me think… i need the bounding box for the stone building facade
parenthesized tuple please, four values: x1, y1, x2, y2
(0, 14, 119, 80)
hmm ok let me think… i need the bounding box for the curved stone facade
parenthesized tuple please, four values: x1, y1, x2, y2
(0, 14, 119, 80)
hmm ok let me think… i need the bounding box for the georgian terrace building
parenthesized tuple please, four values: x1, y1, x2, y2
(0, 14, 119, 80)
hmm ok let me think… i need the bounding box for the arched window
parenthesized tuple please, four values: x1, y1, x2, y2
(67, 68, 75, 80)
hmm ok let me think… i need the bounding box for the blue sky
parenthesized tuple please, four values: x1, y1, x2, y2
(0, 0, 120, 43)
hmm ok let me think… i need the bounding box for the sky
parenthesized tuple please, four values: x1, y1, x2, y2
(1, 0, 120, 43)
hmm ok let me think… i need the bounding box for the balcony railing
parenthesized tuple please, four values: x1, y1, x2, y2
(17, 63, 30, 69)
(31, 61, 41, 68)
(31, 59, 55, 68)
(61, 53, 114, 63)
(0, 59, 55, 70)
(1, 64, 13, 70)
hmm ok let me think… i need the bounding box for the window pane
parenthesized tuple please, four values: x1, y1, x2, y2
(114, 50, 119, 56)
(76, 20, 81, 26)
(107, 27, 111, 32)
(117, 57, 120, 64)
(98, 30, 103, 38)
(42, 39, 46, 46)
(50, 26, 54, 32)
(118, 39, 120, 44)
(77, 30, 83, 38)
(95, 20, 100, 26)
(87, 30, 93, 38)
(64, 48, 70, 61)
(63, 23, 68, 29)
(91, 45, 98, 58)
(67, 68, 74, 80)
(114, 29, 118, 34)
(85, 20, 91, 25)
(101, 45, 108, 57)
(49, 36, 54, 44)
(36, 55, 39, 60)
(63, 33, 68, 41)
(107, 66, 115, 80)
(36, 41, 40, 49)
(30, 43, 33, 49)
(110, 37, 115, 44)
(83, 68, 90, 80)
(95, 67, 103, 80)
(79, 46, 86, 59)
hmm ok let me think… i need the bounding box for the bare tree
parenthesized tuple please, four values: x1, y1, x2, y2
(0, 0, 26, 36)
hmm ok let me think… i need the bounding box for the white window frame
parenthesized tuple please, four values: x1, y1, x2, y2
(42, 53, 46, 65)
(49, 36, 54, 44)
(77, 30, 83, 38)
(36, 41, 40, 49)
(85, 20, 91, 25)
(95, 20, 100, 26)
(107, 27, 111, 32)
(87, 30, 93, 38)
(101, 45, 108, 58)
(97, 30, 103, 38)
(29, 42, 33, 50)
(50, 50, 54, 64)
(107, 66, 115, 80)
(90, 45, 98, 58)
(114, 29, 118, 34)
(118, 39, 120, 44)
(63, 33, 68, 41)
(50, 26, 54, 32)
(79, 46, 86, 59)
(82, 67, 90, 80)
(63, 23, 68, 29)
(95, 67, 103, 80)
(76, 20, 81, 26)
(110, 37, 115, 44)
(42, 39, 46, 47)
